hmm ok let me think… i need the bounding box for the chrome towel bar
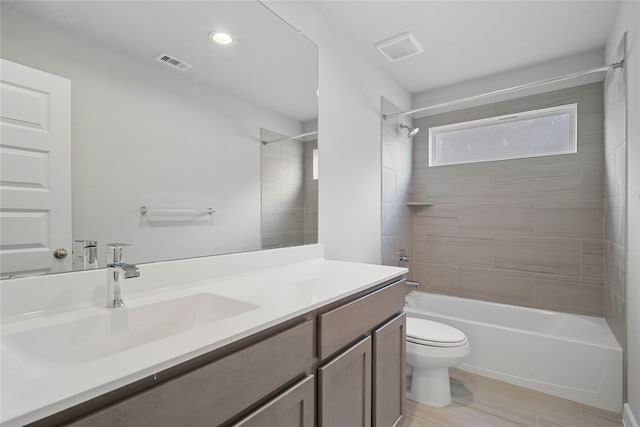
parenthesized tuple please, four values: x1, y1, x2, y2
(140, 206, 215, 216)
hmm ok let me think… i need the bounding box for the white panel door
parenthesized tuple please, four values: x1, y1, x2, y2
(0, 58, 71, 278)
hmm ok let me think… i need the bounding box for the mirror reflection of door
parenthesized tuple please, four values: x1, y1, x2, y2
(0, 59, 72, 278)
(0, 1, 318, 275)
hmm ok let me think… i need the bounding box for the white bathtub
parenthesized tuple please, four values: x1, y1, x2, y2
(405, 291, 623, 412)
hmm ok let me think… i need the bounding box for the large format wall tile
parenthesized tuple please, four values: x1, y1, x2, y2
(457, 237, 494, 266)
(411, 236, 428, 264)
(261, 136, 315, 250)
(459, 202, 534, 237)
(602, 53, 626, 348)
(582, 239, 604, 279)
(459, 267, 535, 307)
(409, 83, 606, 316)
(494, 163, 582, 201)
(413, 214, 458, 237)
(534, 274, 603, 316)
(579, 112, 605, 142)
(605, 241, 626, 298)
(494, 237, 581, 275)
(412, 263, 459, 296)
(381, 98, 414, 271)
(423, 175, 495, 202)
(581, 160, 604, 201)
(534, 201, 603, 239)
(425, 235, 460, 265)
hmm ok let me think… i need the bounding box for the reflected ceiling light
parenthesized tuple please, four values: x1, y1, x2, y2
(210, 32, 233, 45)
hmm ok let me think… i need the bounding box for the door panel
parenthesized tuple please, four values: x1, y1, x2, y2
(0, 58, 71, 277)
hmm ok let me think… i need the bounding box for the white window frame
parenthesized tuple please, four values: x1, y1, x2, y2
(428, 103, 578, 167)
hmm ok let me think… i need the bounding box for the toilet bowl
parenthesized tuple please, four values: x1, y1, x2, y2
(406, 317, 470, 407)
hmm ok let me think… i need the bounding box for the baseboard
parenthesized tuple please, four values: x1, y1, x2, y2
(624, 403, 639, 427)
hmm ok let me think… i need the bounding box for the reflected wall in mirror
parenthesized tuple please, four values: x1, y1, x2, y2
(0, 1, 318, 278)
(260, 127, 318, 250)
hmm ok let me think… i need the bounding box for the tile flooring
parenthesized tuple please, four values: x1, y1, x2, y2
(403, 369, 623, 427)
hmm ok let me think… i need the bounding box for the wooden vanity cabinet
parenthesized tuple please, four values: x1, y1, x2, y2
(64, 320, 314, 427)
(317, 279, 406, 427)
(319, 336, 373, 427)
(46, 277, 405, 427)
(232, 375, 315, 427)
(373, 312, 406, 427)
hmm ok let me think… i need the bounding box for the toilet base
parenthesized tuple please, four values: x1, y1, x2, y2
(407, 367, 452, 407)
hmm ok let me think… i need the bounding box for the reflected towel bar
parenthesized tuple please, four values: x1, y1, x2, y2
(140, 206, 215, 216)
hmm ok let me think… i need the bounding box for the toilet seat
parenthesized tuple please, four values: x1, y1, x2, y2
(406, 318, 468, 348)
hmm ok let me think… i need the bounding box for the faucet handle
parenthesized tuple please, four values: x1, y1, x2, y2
(106, 243, 131, 265)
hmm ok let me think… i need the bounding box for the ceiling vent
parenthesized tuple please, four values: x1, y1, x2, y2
(154, 53, 192, 71)
(375, 32, 424, 62)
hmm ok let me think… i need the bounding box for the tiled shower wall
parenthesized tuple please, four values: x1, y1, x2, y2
(303, 139, 319, 245)
(382, 97, 413, 268)
(261, 134, 318, 250)
(603, 39, 627, 349)
(410, 83, 605, 316)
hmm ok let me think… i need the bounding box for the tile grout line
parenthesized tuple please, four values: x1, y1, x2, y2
(578, 403, 586, 427)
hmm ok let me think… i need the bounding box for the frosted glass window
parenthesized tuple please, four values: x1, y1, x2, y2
(429, 104, 577, 167)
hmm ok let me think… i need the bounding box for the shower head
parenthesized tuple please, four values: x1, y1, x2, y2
(400, 123, 419, 137)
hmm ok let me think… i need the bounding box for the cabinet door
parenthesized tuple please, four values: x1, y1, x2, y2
(318, 336, 372, 427)
(372, 313, 406, 427)
(232, 376, 314, 427)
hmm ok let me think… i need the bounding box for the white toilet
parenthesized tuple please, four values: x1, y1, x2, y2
(406, 317, 470, 407)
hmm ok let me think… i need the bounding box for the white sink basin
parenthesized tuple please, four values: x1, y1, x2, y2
(2, 293, 258, 378)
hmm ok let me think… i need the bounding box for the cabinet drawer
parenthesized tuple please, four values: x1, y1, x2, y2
(232, 375, 315, 427)
(67, 320, 314, 427)
(318, 279, 405, 360)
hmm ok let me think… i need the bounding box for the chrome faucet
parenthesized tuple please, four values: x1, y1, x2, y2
(398, 249, 410, 265)
(397, 250, 420, 289)
(75, 239, 98, 269)
(106, 243, 140, 308)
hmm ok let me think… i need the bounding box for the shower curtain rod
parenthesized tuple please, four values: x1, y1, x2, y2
(261, 130, 318, 145)
(383, 60, 624, 120)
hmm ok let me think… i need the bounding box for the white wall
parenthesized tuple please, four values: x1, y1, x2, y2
(264, 2, 411, 264)
(606, 1, 640, 424)
(1, 10, 303, 266)
(412, 49, 605, 117)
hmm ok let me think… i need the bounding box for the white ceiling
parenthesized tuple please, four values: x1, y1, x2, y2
(314, 1, 620, 94)
(2, 1, 318, 122)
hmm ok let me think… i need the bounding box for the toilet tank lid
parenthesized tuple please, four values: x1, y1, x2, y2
(406, 317, 467, 343)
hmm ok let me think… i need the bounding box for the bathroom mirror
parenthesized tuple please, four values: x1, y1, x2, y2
(0, 1, 319, 278)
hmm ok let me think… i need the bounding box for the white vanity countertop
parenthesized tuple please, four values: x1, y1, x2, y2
(1, 256, 406, 426)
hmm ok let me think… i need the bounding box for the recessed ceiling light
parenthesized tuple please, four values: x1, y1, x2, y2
(210, 32, 233, 45)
